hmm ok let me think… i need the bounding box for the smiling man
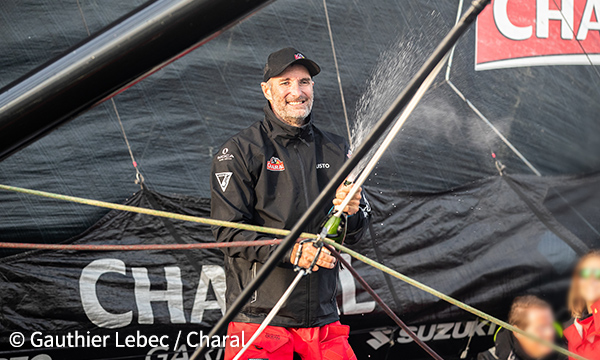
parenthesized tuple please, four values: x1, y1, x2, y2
(211, 47, 370, 360)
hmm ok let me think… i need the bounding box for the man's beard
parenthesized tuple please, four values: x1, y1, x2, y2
(272, 94, 314, 127)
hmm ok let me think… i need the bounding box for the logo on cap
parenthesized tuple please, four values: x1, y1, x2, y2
(294, 53, 305, 60)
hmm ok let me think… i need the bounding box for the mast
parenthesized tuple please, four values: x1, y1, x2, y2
(0, 0, 273, 162)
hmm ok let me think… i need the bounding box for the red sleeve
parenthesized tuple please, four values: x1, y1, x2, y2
(591, 299, 600, 334)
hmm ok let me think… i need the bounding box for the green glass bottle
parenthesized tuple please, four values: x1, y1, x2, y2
(321, 213, 347, 244)
(320, 179, 353, 244)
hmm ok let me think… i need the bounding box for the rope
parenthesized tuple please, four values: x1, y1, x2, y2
(0, 183, 317, 240)
(0, 183, 588, 360)
(232, 270, 306, 360)
(444, 0, 464, 81)
(0, 239, 281, 251)
(112, 98, 145, 186)
(76, 0, 145, 187)
(323, 0, 352, 144)
(75, 0, 91, 35)
(445, 80, 542, 176)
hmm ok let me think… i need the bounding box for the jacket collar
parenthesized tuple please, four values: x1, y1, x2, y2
(494, 329, 540, 360)
(263, 103, 314, 142)
(591, 299, 600, 333)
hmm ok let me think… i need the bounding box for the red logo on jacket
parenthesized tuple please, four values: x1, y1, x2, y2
(475, 0, 600, 70)
(267, 157, 285, 171)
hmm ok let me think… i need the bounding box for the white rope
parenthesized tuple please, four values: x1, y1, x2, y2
(447, 81, 542, 176)
(444, 0, 542, 177)
(334, 54, 449, 217)
(111, 99, 145, 186)
(444, 0, 464, 82)
(323, 0, 352, 144)
(76, 0, 145, 187)
(232, 270, 305, 360)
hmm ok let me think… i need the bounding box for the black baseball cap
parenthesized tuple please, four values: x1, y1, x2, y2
(263, 47, 321, 82)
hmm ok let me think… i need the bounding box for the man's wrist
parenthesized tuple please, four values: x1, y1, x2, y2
(284, 244, 297, 264)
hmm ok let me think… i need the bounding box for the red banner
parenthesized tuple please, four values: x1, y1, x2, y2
(476, 0, 600, 70)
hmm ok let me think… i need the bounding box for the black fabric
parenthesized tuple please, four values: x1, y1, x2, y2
(0, 190, 225, 359)
(503, 176, 589, 256)
(486, 329, 565, 360)
(494, 329, 534, 360)
(0, 174, 597, 359)
(1, 0, 599, 247)
(478, 348, 499, 360)
(144, 186, 206, 276)
(210, 104, 368, 328)
(543, 178, 600, 249)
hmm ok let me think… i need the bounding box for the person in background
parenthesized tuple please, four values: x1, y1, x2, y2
(478, 295, 565, 360)
(564, 250, 600, 360)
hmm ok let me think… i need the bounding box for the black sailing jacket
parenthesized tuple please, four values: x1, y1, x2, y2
(477, 329, 566, 360)
(210, 104, 369, 328)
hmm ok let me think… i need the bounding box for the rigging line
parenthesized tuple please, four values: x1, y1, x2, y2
(328, 240, 590, 360)
(0, 239, 282, 251)
(445, 80, 542, 176)
(545, 0, 600, 238)
(444, 0, 542, 176)
(323, 0, 352, 144)
(112, 98, 145, 186)
(0, 184, 586, 359)
(550, 0, 600, 81)
(445, 0, 465, 81)
(232, 270, 305, 360)
(445, 1, 599, 236)
(75, 0, 91, 35)
(326, 244, 445, 360)
(0, 183, 318, 240)
(550, 187, 600, 238)
(76, 0, 144, 187)
(543, 0, 600, 237)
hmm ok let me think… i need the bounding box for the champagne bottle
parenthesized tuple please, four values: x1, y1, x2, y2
(321, 213, 347, 244)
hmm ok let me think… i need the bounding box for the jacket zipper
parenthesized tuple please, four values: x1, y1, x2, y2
(293, 143, 311, 208)
(293, 141, 311, 324)
(250, 262, 257, 303)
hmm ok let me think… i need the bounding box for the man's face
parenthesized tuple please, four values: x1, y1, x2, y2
(261, 64, 314, 127)
(514, 307, 556, 359)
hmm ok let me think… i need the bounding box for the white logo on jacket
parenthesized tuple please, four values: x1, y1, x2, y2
(217, 148, 234, 162)
(215, 172, 232, 192)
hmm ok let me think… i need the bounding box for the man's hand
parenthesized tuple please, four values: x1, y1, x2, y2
(333, 182, 362, 215)
(290, 242, 336, 272)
